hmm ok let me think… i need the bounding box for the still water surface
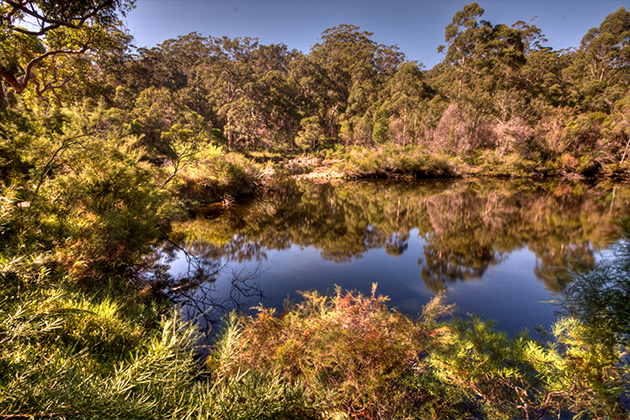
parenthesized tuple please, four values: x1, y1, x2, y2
(153, 178, 630, 337)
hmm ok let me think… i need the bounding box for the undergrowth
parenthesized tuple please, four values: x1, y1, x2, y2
(2, 272, 629, 419)
(2, 176, 629, 419)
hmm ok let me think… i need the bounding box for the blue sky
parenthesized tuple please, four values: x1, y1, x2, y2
(124, 0, 628, 68)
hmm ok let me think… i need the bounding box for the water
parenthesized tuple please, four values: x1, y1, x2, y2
(151, 178, 630, 337)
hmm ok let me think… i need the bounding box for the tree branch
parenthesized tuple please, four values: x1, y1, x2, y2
(34, 74, 76, 96)
(24, 47, 89, 79)
(0, 64, 25, 93)
(11, 23, 61, 37)
(0, 47, 89, 94)
(33, 133, 92, 198)
(4, 0, 115, 35)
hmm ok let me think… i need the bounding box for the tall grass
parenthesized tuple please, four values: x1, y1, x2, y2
(0, 260, 316, 419)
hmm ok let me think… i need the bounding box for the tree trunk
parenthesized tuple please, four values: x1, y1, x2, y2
(0, 82, 7, 112)
(0, 64, 25, 93)
(621, 136, 630, 165)
(402, 115, 408, 148)
(227, 130, 233, 151)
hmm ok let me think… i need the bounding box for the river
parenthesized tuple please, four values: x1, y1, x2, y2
(149, 178, 630, 339)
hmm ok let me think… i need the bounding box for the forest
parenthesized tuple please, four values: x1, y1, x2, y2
(1, 0, 629, 418)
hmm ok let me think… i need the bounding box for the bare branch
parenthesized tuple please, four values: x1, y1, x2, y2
(33, 133, 92, 198)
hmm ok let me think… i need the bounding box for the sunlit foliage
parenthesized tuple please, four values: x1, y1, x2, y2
(1, 1, 630, 418)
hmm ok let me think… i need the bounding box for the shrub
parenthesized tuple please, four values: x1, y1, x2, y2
(208, 285, 457, 419)
(49, 157, 176, 276)
(427, 317, 544, 419)
(176, 145, 263, 203)
(333, 145, 458, 179)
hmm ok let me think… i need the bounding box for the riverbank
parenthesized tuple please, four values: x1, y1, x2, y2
(262, 146, 630, 184)
(176, 148, 630, 215)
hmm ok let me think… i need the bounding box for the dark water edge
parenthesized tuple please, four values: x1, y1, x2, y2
(148, 177, 630, 341)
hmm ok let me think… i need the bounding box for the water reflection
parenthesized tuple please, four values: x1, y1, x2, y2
(157, 178, 630, 333)
(140, 238, 264, 337)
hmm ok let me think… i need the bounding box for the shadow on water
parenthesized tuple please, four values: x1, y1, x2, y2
(146, 177, 630, 338)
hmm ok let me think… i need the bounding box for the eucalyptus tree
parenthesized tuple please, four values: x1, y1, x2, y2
(196, 37, 302, 151)
(195, 36, 259, 150)
(379, 61, 431, 146)
(435, 2, 531, 121)
(298, 24, 404, 146)
(245, 43, 302, 150)
(0, 0, 134, 108)
(569, 6, 630, 113)
(539, 7, 630, 165)
(429, 2, 551, 155)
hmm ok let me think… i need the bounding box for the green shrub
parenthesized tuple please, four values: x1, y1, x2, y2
(332, 146, 458, 179)
(177, 145, 263, 202)
(427, 317, 543, 419)
(49, 157, 176, 276)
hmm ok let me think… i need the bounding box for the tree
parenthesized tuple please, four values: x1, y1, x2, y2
(0, 0, 134, 104)
(435, 2, 530, 124)
(305, 25, 404, 141)
(383, 62, 430, 146)
(196, 36, 258, 150)
(565, 7, 630, 113)
(295, 115, 324, 153)
(130, 86, 210, 165)
(581, 7, 630, 84)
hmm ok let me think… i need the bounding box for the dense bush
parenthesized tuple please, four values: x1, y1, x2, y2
(333, 145, 461, 179)
(175, 144, 264, 203)
(208, 286, 458, 419)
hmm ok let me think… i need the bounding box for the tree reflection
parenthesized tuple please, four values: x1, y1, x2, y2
(138, 238, 263, 341)
(168, 178, 630, 295)
(385, 232, 410, 257)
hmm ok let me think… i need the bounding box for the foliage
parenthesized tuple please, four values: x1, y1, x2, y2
(0, 257, 315, 419)
(2, 1, 630, 418)
(175, 144, 264, 204)
(0, 0, 133, 105)
(2, 1, 630, 177)
(427, 318, 543, 419)
(561, 217, 630, 346)
(334, 145, 459, 178)
(206, 287, 459, 420)
(52, 155, 175, 274)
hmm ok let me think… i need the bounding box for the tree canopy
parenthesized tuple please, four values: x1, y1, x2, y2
(0, 0, 133, 99)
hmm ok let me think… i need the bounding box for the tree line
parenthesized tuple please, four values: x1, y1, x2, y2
(1, 1, 629, 179)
